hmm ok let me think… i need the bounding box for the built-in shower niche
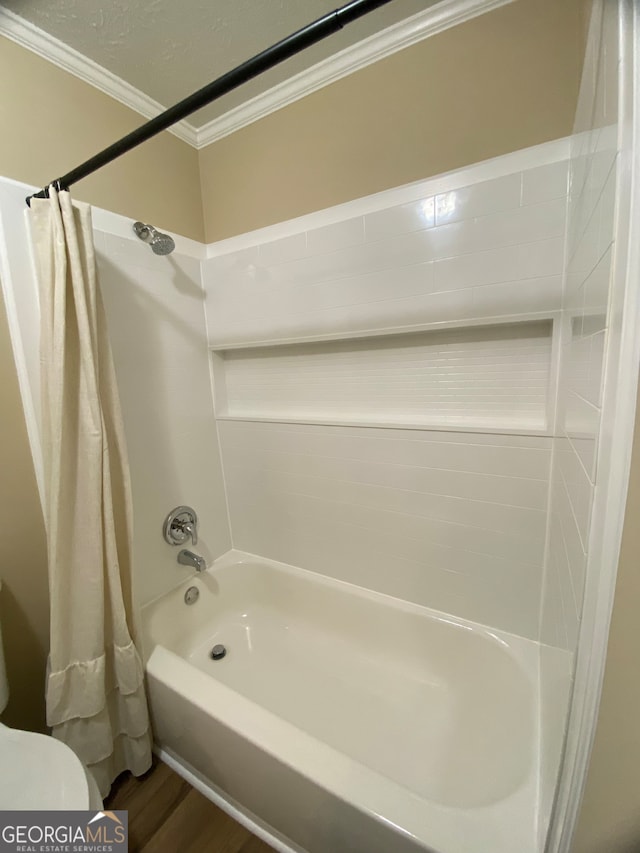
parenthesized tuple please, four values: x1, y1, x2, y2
(212, 319, 554, 433)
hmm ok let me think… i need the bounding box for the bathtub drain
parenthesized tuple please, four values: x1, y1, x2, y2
(210, 644, 227, 660)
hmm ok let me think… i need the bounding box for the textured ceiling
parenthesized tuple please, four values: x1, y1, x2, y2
(3, 0, 435, 128)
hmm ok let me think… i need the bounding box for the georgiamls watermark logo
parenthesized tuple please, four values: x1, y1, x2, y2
(0, 811, 128, 852)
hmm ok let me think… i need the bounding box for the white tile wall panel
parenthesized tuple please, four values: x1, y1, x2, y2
(556, 480, 588, 614)
(457, 199, 567, 255)
(434, 173, 522, 226)
(224, 480, 542, 638)
(218, 419, 551, 637)
(268, 231, 441, 284)
(557, 439, 594, 551)
(546, 524, 567, 646)
(220, 462, 547, 542)
(540, 2, 619, 657)
(203, 159, 568, 349)
(432, 238, 565, 293)
(218, 425, 552, 511)
(232, 480, 544, 567)
(570, 149, 617, 251)
(582, 246, 612, 317)
(565, 392, 600, 479)
(220, 422, 552, 479)
(235, 487, 541, 572)
(219, 262, 435, 319)
(521, 162, 570, 207)
(364, 197, 435, 240)
(540, 544, 564, 649)
(581, 314, 607, 338)
(220, 442, 550, 510)
(306, 216, 364, 254)
(258, 232, 308, 266)
(565, 324, 606, 412)
(597, 154, 618, 255)
(555, 515, 580, 651)
(209, 290, 475, 349)
(217, 322, 553, 430)
(578, 329, 606, 408)
(96, 236, 232, 607)
(470, 276, 563, 317)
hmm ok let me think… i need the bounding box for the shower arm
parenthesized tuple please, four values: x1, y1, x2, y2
(25, 0, 395, 207)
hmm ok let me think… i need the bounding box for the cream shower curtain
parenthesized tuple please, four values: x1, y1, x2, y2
(30, 188, 152, 797)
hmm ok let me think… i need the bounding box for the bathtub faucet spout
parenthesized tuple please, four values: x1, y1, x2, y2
(178, 549, 206, 572)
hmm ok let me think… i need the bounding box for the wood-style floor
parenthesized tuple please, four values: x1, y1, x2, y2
(105, 758, 275, 853)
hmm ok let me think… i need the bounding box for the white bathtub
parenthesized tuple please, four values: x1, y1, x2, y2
(143, 551, 543, 853)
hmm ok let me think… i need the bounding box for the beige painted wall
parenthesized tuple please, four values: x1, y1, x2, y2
(0, 34, 203, 732)
(572, 383, 640, 853)
(0, 286, 49, 733)
(199, 0, 587, 241)
(0, 36, 203, 241)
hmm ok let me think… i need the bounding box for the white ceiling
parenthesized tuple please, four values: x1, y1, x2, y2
(2, 0, 436, 129)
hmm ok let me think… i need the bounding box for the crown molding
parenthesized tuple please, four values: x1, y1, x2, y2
(0, 0, 515, 152)
(194, 0, 516, 148)
(0, 7, 198, 147)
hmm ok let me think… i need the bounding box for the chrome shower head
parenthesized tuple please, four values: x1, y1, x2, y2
(133, 221, 175, 255)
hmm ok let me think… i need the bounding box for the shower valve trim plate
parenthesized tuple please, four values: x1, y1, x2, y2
(163, 506, 198, 546)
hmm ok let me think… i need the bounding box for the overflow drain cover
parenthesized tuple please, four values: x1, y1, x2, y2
(184, 586, 199, 605)
(210, 644, 227, 660)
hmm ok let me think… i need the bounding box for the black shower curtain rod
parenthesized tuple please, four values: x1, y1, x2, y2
(25, 0, 395, 206)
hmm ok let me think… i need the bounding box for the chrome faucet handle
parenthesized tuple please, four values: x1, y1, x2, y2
(181, 521, 198, 546)
(163, 506, 198, 546)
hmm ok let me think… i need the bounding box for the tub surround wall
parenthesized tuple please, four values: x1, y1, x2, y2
(540, 2, 619, 656)
(538, 1, 620, 840)
(573, 382, 640, 852)
(204, 144, 570, 640)
(204, 152, 568, 346)
(540, 2, 640, 851)
(218, 422, 550, 638)
(94, 230, 232, 607)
